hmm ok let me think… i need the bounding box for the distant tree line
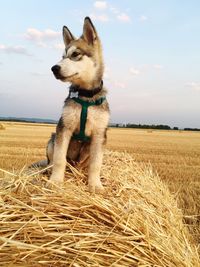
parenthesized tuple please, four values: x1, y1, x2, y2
(112, 123, 173, 130)
(111, 123, 200, 131)
(184, 128, 200, 131)
(0, 117, 57, 124)
(125, 124, 171, 130)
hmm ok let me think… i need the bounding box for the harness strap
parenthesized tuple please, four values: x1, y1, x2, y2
(72, 97, 106, 142)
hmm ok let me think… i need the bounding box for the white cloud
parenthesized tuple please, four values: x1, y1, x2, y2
(83, 3, 131, 24)
(139, 15, 148, 22)
(53, 43, 65, 50)
(104, 66, 110, 80)
(24, 28, 60, 44)
(110, 6, 119, 14)
(94, 1, 107, 9)
(36, 42, 48, 48)
(117, 13, 131, 23)
(186, 82, 200, 91)
(114, 81, 126, 89)
(107, 79, 126, 89)
(153, 64, 164, 70)
(30, 72, 47, 77)
(130, 67, 140, 76)
(0, 44, 31, 56)
(90, 13, 109, 22)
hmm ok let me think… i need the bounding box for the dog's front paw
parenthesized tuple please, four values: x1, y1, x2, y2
(46, 175, 64, 188)
(88, 181, 104, 194)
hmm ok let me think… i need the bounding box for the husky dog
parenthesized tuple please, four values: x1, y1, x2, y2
(45, 17, 109, 193)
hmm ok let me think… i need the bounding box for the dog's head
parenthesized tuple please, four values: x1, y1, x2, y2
(51, 17, 103, 89)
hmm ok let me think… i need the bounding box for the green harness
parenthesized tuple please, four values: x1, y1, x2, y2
(71, 97, 106, 142)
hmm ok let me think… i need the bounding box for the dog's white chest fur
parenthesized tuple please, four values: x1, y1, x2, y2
(62, 101, 109, 137)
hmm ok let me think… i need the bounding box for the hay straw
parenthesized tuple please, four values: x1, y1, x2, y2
(0, 123, 6, 130)
(0, 167, 18, 177)
(27, 164, 53, 177)
(0, 150, 199, 266)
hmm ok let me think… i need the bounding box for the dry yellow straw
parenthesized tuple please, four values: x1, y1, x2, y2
(0, 151, 199, 266)
(0, 167, 18, 177)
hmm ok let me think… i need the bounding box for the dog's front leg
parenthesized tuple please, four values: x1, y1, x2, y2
(88, 134, 104, 193)
(49, 120, 72, 184)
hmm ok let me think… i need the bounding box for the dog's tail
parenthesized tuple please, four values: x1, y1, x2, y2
(29, 159, 49, 169)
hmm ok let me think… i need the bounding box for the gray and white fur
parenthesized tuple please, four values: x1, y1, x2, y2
(37, 17, 110, 193)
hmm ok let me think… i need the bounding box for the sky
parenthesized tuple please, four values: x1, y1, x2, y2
(0, 0, 200, 128)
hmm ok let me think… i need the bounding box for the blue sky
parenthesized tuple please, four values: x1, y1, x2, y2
(0, 0, 200, 128)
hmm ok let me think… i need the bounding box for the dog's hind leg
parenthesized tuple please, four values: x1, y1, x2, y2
(29, 159, 49, 168)
(28, 133, 55, 172)
(46, 133, 56, 165)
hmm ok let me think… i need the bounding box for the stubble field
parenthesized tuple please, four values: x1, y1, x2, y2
(108, 127, 200, 244)
(0, 122, 200, 248)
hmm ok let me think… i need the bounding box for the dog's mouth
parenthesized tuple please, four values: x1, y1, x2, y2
(54, 72, 78, 81)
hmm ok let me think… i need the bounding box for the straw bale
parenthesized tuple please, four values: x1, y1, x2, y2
(0, 151, 199, 266)
(0, 123, 6, 130)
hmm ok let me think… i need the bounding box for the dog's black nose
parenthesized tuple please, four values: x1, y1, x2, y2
(51, 65, 61, 75)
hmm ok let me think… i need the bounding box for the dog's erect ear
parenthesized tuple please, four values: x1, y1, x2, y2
(63, 26, 75, 47)
(82, 17, 98, 45)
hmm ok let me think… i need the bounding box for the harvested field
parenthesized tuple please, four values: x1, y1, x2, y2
(0, 122, 199, 266)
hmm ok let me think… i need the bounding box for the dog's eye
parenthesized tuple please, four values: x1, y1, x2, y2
(71, 51, 81, 60)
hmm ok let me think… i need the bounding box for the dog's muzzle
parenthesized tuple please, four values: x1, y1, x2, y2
(51, 65, 63, 79)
